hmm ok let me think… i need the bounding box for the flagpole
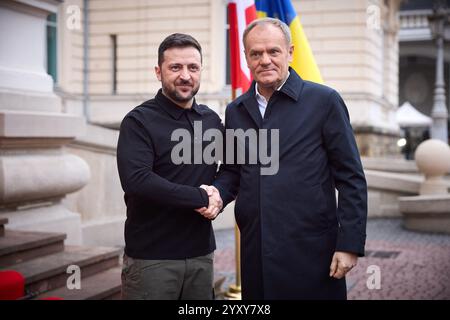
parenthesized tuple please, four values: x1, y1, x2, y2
(225, 0, 257, 300)
(224, 222, 241, 299)
(224, 88, 242, 300)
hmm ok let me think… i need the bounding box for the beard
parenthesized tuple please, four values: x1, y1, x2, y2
(162, 78, 200, 104)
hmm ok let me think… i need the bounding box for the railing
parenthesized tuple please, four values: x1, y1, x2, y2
(400, 10, 432, 29)
(399, 10, 433, 41)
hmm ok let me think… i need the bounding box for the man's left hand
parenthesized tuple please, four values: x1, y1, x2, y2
(329, 251, 358, 279)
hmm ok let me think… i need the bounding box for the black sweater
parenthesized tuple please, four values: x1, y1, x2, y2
(117, 90, 222, 259)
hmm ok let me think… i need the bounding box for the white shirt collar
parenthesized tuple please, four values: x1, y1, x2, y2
(255, 71, 290, 117)
(255, 71, 290, 102)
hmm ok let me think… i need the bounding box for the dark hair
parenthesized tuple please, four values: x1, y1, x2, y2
(158, 33, 202, 66)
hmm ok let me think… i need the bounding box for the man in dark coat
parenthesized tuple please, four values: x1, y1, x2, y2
(203, 18, 368, 300)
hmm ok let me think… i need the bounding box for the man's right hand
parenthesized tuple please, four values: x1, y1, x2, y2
(195, 185, 223, 220)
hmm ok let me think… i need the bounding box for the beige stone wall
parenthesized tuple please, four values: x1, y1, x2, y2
(87, 0, 225, 95)
(0, 0, 90, 244)
(295, 0, 381, 95)
(58, 0, 84, 95)
(293, 0, 400, 136)
(58, 0, 402, 140)
(59, 0, 227, 125)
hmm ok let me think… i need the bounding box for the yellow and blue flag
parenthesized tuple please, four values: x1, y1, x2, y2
(255, 0, 323, 84)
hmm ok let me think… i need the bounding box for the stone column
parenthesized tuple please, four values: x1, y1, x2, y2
(0, 0, 89, 244)
(293, 0, 403, 157)
(352, 0, 403, 157)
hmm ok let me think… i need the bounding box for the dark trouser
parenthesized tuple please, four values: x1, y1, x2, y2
(121, 252, 214, 300)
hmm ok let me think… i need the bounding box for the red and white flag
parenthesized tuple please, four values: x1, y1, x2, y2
(228, 0, 257, 94)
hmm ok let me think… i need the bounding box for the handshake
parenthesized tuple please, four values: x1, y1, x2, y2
(195, 185, 223, 220)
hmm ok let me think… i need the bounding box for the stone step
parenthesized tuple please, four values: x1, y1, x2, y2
(35, 267, 122, 300)
(0, 218, 8, 237)
(0, 245, 121, 297)
(38, 269, 229, 300)
(0, 230, 66, 267)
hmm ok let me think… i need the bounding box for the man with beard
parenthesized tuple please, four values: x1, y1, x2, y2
(117, 33, 223, 300)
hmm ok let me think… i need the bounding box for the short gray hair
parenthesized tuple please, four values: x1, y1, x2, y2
(243, 18, 291, 48)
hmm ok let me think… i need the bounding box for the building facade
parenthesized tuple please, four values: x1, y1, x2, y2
(399, 0, 450, 148)
(2, 0, 412, 246)
(0, 0, 89, 244)
(56, 0, 403, 150)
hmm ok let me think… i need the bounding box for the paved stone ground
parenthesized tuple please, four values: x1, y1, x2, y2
(214, 218, 450, 299)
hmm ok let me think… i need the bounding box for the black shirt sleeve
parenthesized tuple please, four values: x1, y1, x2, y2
(117, 115, 209, 209)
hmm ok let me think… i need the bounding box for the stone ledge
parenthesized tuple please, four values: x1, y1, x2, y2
(354, 125, 401, 137)
(35, 266, 122, 300)
(70, 124, 119, 154)
(399, 195, 450, 234)
(362, 156, 419, 173)
(365, 169, 422, 194)
(0, 137, 73, 149)
(0, 203, 82, 245)
(399, 195, 450, 213)
(0, 89, 61, 113)
(0, 110, 86, 138)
